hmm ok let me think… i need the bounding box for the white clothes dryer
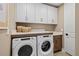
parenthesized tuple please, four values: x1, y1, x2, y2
(12, 37, 36, 56)
(37, 34, 53, 56)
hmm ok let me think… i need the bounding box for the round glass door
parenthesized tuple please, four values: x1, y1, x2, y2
(41, 41, 51, 52)
(18, 45, 33, 56)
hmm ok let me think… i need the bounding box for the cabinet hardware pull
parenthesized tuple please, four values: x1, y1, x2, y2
(40, 18, 43, 22)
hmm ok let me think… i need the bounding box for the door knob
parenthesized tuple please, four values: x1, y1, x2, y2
(66, 33, 68, 36)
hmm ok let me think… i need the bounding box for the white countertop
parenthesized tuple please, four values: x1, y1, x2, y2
(11, 31, 63, 36)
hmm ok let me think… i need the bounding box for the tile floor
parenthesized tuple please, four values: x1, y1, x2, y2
(54, 51, 71, 56)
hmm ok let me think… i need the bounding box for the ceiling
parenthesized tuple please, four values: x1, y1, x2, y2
(44, 3, 63, 8)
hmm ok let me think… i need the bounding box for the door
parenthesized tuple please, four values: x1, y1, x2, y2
(26, 3, 35, 23)
(41, 41, 51, 52)
(18, 45, 33, 56)
(35, 4, 48, 23)
(64, 3, 75, 55)
(48, 6, 57, 24)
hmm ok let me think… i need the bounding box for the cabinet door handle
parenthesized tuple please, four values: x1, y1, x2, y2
(40, 18, 43, 22)
(25, 16, 27, 20)
(52, 19, 54, 22)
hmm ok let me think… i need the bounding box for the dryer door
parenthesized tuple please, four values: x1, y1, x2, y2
(41, 41, 51, 52)
(39, 40, 53, 56)
(18, 45, 33, 56)
(13, 42, 36, 56)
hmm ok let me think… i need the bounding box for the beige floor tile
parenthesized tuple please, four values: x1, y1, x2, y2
(54, 51, 71, 56)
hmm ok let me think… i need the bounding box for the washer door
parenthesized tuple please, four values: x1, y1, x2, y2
(18, 45, 33, 56)
(41, 41, 51, 52)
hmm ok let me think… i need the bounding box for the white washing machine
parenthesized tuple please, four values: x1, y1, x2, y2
(37, 34, 53, 56)
(12, 37, 36, 56)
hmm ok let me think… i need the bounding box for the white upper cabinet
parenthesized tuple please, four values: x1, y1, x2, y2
(15, 3, 58, 24)
(26, 3, 36, 23)
(48, 6, 57, 24)
(35, 4, 48, 23)
(15, 4, 27, 22)
(0, 4, 7, 22)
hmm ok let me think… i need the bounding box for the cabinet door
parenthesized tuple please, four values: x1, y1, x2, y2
(15, 3, 27, 22)
(26, 3, 35, 23)
(48, 6, 57, 24)
(64, 34, 75, 55)
(0, 4, 7, 22)
(54, 35, 62, 52)
(35, 4, 48, 23)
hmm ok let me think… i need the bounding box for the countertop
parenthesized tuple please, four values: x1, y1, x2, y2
(11, 31, 63, 36)
(53, 32, 63, 36)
